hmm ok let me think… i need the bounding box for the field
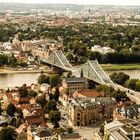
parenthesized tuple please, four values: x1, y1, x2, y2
(101, 64, 140, 71)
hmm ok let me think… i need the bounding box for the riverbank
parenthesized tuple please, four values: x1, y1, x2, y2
(0, 69, 54, 74)
(101, 64, 140, 71)
(1, 63, 140, 73)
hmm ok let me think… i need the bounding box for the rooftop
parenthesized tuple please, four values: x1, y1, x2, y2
(60, 132, 81, 139)
(70, 97, 116, 109)
(119, 118, 138, 126)
(73, 90, 104, 98)
(105, 120, 124, 130)
(120, 124, 140, 135)
(36, 130, 52, 138)
(110, 130, 130, 140)
(65, 77, 87, 83)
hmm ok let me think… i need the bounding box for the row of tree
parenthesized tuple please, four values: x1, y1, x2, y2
(37, 73, 60, 87)
(67, 51, 140, 64)
(0, 54, 17, 67)
(95, 85, 127, 102)
(1, 23, 140, 64)
(110, 72, 140, 92)
(18, 84, 37, 97)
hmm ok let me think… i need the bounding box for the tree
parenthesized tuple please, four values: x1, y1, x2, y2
(136, 80, 140, 91)
(16, 108, 23, 118)
(95, 85, 127, 102)
(66, 127, 73, 133)
(99, 124, 104, 136)
(110, 72, 130, 85)
(36, 96, 47, 108)
(0, 127, 17, 140)
(53, 87, 60, 101)
(125, 79, 138, 90)
(66, 52, 73, 62)
(37, 74, 50, 84)
(0, 102, 2, 115)
(89, 51, 101, 62)
(110, 90, 127, 102)
(49, 74, 60, 87)
(49, 110, 61, 127)
(88, 80, 96, 89)
(9, 118, 21, 128)
(18, 84, 28, 97)
(6, 103, 16, 117)
(28, 90, 37, 97)
(56, 127, 65, 134)
(8, 54, 17, 67)
(67, 71, 72, 78)
(44, 99, 57, 114)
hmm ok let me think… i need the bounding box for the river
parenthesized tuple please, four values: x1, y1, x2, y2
(0, 70, 140, 88)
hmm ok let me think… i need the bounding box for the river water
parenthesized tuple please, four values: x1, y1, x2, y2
(0, 70, 140, 88)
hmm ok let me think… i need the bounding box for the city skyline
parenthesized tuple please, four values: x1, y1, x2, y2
(0, 0, 140, 6)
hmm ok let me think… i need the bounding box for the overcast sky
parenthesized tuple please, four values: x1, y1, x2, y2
(0, 0, 140, 6)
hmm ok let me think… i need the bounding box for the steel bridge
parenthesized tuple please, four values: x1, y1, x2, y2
(41, 50, 113, 85)
(41, 50, 140, 104)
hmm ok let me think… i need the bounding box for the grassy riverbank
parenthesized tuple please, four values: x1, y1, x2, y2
(102, 64, 140, 71)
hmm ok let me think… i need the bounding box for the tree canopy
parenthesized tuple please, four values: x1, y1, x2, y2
(0, 127, 17, 140)
(6, 103, 17, 117)
(110, 72, 130, 85)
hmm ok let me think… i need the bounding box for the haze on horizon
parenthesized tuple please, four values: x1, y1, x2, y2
(0, 0, 140, 6)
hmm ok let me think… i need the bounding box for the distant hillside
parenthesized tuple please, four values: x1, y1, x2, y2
(0, 3, 84, 12)
(0, 3, 140, 12)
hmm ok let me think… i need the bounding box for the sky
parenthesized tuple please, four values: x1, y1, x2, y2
(0, 0, 140, 6)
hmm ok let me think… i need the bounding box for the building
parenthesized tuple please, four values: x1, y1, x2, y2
(58, 132, 82, 140)
(91, 45, 115, 54)
(115, 104, 140, 119)
(68, 97, 116, 126)
(24, 105, 46, 127)
(27, 127, 56, 140)
(62, 77, 88, 95)
(73, 89, 104, 98)
(40, 83, 51, 93)
(104, 119, 140, 140)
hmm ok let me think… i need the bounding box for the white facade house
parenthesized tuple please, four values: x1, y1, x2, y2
(40, 83, 51, 92)
(91, 45, 115, 54)
(32, 128, 56, 140)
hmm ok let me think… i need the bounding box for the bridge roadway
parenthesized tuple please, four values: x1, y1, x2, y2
(111, 83, 140, 104)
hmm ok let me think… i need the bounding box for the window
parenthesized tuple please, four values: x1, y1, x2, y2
(77, 113, 80, 117)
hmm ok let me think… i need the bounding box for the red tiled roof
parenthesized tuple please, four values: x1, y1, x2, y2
(25, 116, 46, 127)
(73, 90, 104, 98)
(18, 104, 32, 110)
(18, 97, 31, 104)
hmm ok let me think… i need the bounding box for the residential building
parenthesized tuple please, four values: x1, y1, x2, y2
(27, 127, 56, 140)
(115, 104, 140, 119)
(91, 45, 115, 54)
(62, 77, 88, 95)
(40, 83, 51, 93)
(68, 97, 116, 126)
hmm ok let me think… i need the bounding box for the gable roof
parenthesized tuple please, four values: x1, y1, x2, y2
(60, 132, 81, 139)
(65, 77, 86, 83)
(36, 130, 52, 137)
(25, 116, 46, 127)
